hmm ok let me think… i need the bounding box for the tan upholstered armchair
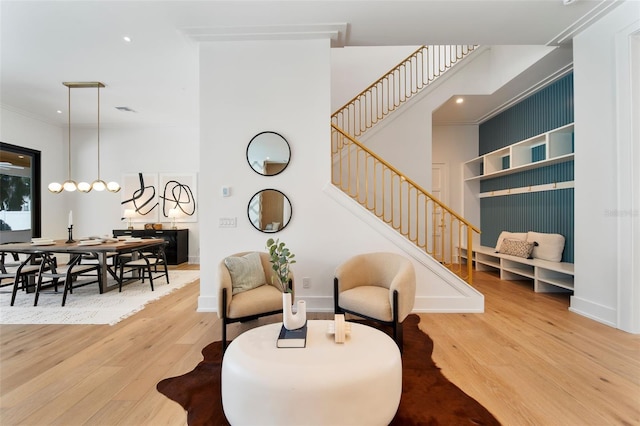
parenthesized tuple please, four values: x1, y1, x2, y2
(334, 252, 416, 352)
(218, 251, 293, 351)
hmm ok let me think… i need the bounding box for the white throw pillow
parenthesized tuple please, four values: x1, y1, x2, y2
(495, 231, 528, 252)
(526, 232, 565, 262)
(224, 252, 266, 295)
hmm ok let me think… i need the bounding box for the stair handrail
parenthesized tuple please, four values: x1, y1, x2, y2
(331, 44, 478, 138)
(332, 124, 480, 284)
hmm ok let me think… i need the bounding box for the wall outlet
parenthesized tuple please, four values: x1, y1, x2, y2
(302, 277, 311, 288)
(219, 217, 237, 228)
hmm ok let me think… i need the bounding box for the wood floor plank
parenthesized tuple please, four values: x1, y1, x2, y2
(1, 265, 639, 425)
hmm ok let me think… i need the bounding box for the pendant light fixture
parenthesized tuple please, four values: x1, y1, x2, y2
(48, 82, 121, 194)
(47, 83, 77, 193)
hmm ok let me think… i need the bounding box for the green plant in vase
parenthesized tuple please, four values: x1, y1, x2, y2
(266, 237, 296, 293)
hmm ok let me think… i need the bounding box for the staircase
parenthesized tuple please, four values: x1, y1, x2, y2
(331, 45, 480, 284)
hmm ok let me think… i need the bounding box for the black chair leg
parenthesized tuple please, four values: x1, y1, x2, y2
(61, 275, 72, 306)
(333, 277, 343, 314)
(221, 288, 228, 352)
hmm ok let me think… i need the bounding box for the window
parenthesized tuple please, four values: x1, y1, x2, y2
(0, 142, 41, 243)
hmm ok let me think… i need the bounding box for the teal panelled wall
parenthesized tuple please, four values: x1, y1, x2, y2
(480, 190, 574, 263)
(480, 161, 574, 192)
(478, 73, 574, 263)
(479, 74, 574, 155)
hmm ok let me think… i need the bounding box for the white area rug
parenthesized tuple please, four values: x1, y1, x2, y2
(0, 270, 199, 325)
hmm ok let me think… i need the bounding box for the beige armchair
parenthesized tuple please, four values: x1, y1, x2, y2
(334, 252, 416, 352)
(218, 251, 292, 351)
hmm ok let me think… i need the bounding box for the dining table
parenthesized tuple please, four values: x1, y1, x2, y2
(0, 238, 167, 293)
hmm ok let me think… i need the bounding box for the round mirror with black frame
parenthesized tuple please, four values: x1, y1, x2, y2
(246, 131, 291, 176)
(247, 189, 292, 233)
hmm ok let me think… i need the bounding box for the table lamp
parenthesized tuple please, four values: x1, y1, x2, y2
(123, 209, 135, 230)
(168, 208, 179, 229)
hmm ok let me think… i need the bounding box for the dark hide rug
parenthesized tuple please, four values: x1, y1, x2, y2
(157, 314, 500, 425)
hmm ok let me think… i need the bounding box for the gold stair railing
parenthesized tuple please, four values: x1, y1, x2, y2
(332, 124, 480, 284)
(332, 45, 477, 139)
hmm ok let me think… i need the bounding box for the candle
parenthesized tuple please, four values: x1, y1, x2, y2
(68, 210, 73, 228)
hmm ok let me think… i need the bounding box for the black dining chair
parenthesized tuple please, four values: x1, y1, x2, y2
(3, 252, 42, 305)
(34, 252, 102, 306)
(118, 242, 169, 292)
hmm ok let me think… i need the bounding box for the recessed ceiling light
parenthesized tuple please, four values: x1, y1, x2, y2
(456, 98, 464, 104)
(123, 36, 132, 43)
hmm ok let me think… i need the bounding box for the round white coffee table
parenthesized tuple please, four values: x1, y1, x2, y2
(221, 320, 402, 426)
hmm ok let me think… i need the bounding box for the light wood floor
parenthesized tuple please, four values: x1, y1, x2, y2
(1, 265, 638, 425)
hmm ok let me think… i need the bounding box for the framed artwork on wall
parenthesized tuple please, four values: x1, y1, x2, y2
(121, 172, 159, 223)
(159, 173, 198, 223)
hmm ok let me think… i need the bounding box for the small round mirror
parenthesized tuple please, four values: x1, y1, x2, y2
(246, 131, 291, 176)
(247, 189, 292, 233)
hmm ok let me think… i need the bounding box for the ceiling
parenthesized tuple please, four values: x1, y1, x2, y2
(0, 0, 623, 128)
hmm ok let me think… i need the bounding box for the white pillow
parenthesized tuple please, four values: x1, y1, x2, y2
(495, 231, 528, 252)
(224, 252, 266, 295)
(526, 232, 565, 262)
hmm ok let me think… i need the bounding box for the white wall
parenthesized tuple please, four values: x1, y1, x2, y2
(1, 107, 67, 240)
(330, 46, 419, 112)
(432, 124, 479, 224)
(572, 1, 640, 333)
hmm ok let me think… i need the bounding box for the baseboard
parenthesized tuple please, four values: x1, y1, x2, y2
(569, 296, 617, 328)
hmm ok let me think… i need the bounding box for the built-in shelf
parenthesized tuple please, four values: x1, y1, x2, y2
(463, 123, 574, 182)
(459, 246, 574, 293)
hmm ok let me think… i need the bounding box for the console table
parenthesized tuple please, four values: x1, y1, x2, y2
(221, 320, 402, 425)
(113, 229, 188, 265)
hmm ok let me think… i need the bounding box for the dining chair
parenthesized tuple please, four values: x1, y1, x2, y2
(118, 242, 169, 292)
(80, 252, 120, 281)
(2, 251, 41, 305)
(34, 252, 102, 306)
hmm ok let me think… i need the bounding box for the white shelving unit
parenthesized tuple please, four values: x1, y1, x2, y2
(459, 246, 574, 293)
(463, 123, 574, 182)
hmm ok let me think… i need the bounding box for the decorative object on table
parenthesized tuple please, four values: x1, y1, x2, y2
(327, 314, 351, 343)
(276, 321, 307, 348)
(66, 210, 75, 243)
(123, 209, 135, 229)
(168, 208, 179, 229)
(144, 223, 163, 230)
(282, 291, 306, 331)
(265, 238, 296, 291)
(266, 238, 304, 330)
(65, 226, 75, 244)
(48, 82, 119, 193)
(156, 315, 500, 426)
